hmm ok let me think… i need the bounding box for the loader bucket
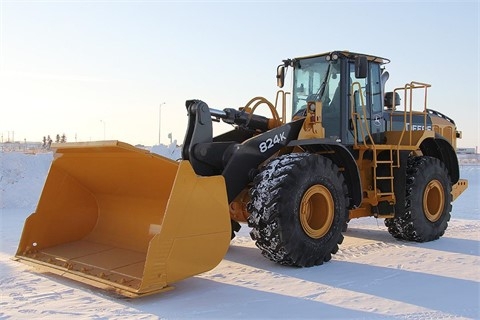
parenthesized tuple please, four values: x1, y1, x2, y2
(15, 141, 231, 297)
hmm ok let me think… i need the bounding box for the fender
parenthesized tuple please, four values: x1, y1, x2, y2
(222, 120, 304, 202)
(420, 134, 460, 183)
(287, 139, 363, 208)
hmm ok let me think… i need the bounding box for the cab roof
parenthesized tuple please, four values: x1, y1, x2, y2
(294, 50, 391, 65)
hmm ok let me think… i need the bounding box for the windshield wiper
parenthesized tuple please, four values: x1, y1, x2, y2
(308, 63, 331, 101)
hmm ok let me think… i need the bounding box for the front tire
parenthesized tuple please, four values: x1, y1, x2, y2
(247, 153, 348, 267)
(385, 156, 452, 242)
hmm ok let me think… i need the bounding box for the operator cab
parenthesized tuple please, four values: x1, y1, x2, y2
(278, 51, 390, 145)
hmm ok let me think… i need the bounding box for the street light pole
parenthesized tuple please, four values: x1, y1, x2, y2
(100, 120, 106, 140)
(159, 102, 166, 145)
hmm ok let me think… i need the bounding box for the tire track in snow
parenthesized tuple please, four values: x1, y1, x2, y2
(336, 240, 406, 261)
(223, 219, 479, 318)
(199, 259, 457, 319)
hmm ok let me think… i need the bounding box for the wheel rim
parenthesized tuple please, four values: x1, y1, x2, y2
(300, 185, 334, 239)
(423, 179, 445, 222)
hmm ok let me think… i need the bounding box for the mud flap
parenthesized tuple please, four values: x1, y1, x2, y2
(15, 141, 231, 297)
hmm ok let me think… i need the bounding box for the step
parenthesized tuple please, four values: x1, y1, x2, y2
(376, 176, 394, 180)
(378, 192, 395, 196)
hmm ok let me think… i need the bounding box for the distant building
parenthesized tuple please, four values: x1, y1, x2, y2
(457, 148, 477, 154)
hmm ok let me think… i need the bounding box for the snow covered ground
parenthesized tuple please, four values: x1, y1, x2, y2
(1, 147, 479, 319)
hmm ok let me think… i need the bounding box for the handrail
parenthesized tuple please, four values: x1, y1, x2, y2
(274, 90, 290, 124)
(242, 91, 291, 127)
(350, 81, 372, 149)
(243, 96, 281, 125)
(350, 80, 431, 206)
(390, 81, 430, 146)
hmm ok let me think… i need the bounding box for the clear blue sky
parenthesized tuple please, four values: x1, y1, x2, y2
(0, 0, 478, 148)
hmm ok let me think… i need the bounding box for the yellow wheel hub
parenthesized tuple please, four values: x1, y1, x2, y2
(300, 185, 334, 239)
(423, 179, 445, 222)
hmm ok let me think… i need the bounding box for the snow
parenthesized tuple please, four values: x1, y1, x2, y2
(1, 147, 479, 319)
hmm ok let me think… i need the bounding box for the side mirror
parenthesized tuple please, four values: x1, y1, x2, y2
(355, 56, 368, 79)
(276, 65, 285, 88)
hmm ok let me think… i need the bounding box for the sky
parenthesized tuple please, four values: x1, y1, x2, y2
(0, 0, 478, 148)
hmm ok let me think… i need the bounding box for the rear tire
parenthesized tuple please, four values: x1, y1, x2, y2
(385, 156, 452, 242)
(247, 153, 348, 267)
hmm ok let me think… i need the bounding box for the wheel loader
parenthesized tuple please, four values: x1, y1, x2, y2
(15, 50, 468, 297)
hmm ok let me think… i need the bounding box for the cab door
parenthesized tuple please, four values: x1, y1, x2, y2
(348, 61, 384, 143)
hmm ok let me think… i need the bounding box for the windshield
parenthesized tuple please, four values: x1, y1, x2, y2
(292, 56, 340, 116)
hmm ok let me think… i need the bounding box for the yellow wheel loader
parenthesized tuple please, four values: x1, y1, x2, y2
(15, 50, 468, 297)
